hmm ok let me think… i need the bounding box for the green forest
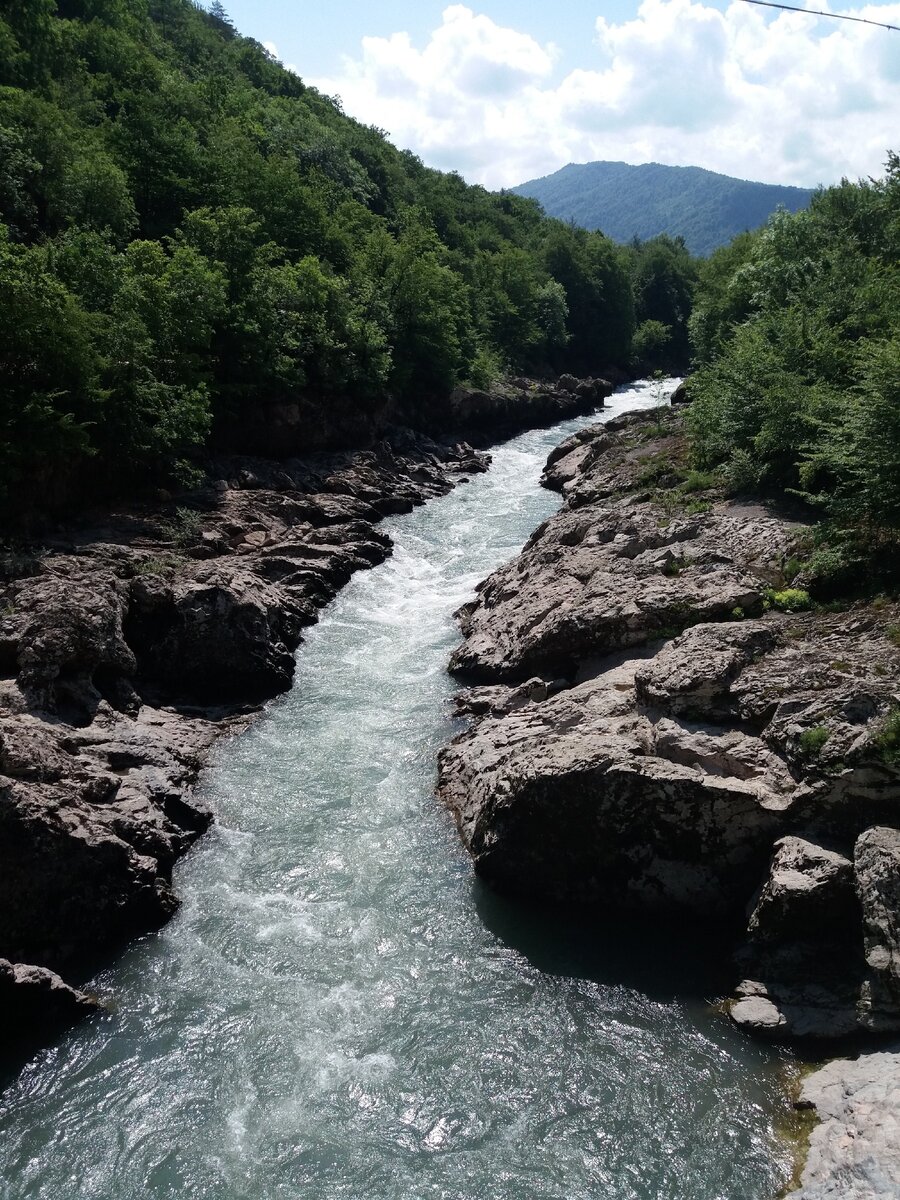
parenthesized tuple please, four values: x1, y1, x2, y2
(512, 160, 814, 258)
(687, 156, 900, 588)
(0, 0, 696, 520)
(1, 0, 897, 577)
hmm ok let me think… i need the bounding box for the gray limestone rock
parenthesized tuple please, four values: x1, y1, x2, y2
(729, 838, 865, 1039)
(787, 1049, 900, 1199)
(0, 958, 100, 1041)
(441, 404, 900, 1039)
(448, 492, 793, 684)
(438, 660, 786, 914)
(856, 826, 900, 1028)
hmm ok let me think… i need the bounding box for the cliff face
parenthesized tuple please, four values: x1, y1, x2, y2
(438, 407, 900, 1042)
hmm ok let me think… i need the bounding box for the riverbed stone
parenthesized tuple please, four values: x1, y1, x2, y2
(787, 1049, 900, 1199)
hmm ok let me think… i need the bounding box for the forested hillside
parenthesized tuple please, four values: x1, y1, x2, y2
(512, 161, 814, 257)
(687, 156, 900, 587)
(0, 0, 655, 521)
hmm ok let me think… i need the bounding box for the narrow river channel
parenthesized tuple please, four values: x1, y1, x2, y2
(0, 381, 792, 1200)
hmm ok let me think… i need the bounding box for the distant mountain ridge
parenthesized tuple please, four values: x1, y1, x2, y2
(511, 161, 816, 256)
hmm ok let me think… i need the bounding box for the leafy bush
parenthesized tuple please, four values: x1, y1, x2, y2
(874, 708, 900, 765)
(158, 507, 204, 548)
(767, 588, 813, 612)
(678, 469, 718, 494)
(632, 319, 672, 364)
(134, 554, 181, 576)
(781, 557, 804, 584)
(799, 726, 829, 756)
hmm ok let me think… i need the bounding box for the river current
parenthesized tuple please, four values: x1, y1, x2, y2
(0, 381, 791, 1199)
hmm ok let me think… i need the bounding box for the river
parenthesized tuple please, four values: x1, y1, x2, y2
(0, 380, 792, 1199)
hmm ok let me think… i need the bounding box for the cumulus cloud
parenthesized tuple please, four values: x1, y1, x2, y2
(311, 1, 900, 188)
(263, 39, 299, 75)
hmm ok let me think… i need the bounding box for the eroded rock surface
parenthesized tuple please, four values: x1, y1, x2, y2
(447, 375, 615, 437)
(0, 958, 100, 1057)
(0, 431, 488, 1055)
(787, 1049, 900, 1199)
(438, 408, 900, 1042)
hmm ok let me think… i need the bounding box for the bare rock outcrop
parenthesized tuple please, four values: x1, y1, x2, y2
(857, 827, 900, 1026)
(0, 431, 488, 1056)
(438, 407, 900, 1043)
(786, 1049, 900, 1199)
(448, 502, 785, 683)
(0, 958, 100, 1060)
(447, 375, 615, 438)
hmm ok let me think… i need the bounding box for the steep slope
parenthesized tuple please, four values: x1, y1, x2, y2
(512, 160, 815, 255)
(0, 0, 634, 524)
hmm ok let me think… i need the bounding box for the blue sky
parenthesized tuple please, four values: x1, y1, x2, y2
(218, 1, 900, 189)
(223, 1, 652, 77)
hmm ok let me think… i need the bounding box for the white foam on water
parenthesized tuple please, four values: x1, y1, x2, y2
(0, 381, 794, 1200)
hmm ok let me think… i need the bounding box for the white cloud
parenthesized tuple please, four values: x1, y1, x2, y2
(264, 40, 299, 75)
(310, 1, 900, 189)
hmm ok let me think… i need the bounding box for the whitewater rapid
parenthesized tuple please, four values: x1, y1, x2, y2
(0, 381, 791, 1200)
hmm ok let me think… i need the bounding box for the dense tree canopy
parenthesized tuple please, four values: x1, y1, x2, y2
(687, 157, 900, 584)
(0, 0, 683, 520)
(624, 234, 697, 368)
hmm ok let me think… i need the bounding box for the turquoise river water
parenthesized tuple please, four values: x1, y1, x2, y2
(0, 381, 792, 1199)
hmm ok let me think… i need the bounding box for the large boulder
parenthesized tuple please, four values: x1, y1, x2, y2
(786, 1049, 900, 1199)
(126, 564, 303, 701)
(449, 502, 787, 683)
(856, 826, 900, 1028)
(11, 573, 136, 718)
(729, 837, 865, 1039)
(0, 958, 100, 1048)
(0, 775, 178, 970)
(438, 661, 785, 914)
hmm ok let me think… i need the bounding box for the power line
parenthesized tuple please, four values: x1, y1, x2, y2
(737, 0, 899, 30)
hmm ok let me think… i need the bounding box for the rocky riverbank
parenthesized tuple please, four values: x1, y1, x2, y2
(437, 403, 900, 1192)
(0, 427, 496, 1058)
(786, 1046, 900, 1198)
(0, 372, 619, 1065)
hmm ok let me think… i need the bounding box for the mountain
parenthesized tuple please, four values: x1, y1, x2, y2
(511, 161, 816, 256)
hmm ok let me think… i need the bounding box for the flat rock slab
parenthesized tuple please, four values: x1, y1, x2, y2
(788, 1049, 900, 1199)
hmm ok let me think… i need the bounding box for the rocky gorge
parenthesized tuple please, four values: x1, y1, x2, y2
(0, 436, 479, 1062)
(437, 403, 900, 1195)
(4, 374, 898, 1197)
(0, 374, 617, 1067)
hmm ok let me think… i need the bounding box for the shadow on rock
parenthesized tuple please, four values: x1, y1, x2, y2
(472, 877, 738, 1006)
